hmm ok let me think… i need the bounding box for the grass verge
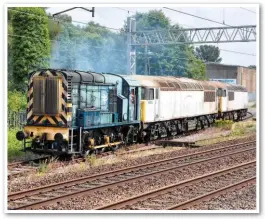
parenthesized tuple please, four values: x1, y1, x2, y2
(196, 120, 256, 146)
(8, 128, 24, 161)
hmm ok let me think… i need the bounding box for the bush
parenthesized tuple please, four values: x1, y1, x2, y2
(8, 90, 26, 112)
(8, 128, 24, 160)
(214, 120, 234, 130)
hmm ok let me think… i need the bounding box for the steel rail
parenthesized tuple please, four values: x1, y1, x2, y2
(8, 144, 255, 210)
(9, 140, 255, 201)
(96, 161, 256, 210)
(166, 177, 256, 210)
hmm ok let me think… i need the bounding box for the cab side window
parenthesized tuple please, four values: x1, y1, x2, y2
(141, 87, 155, 100)
(217, 89, 222, 97)
(149, 89, 154, 100)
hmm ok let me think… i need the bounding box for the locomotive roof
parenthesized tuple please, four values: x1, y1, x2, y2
(208, 81, 247, 92)
(131, 75, 205, 91)
(60, 70, 105, 83)
(32, 69, 105, 84)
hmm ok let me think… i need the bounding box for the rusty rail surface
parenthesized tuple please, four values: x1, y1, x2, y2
(96, 161, 256, 210)
(166, 177, 256, 210)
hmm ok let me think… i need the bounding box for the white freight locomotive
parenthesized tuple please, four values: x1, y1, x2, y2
(133, 75, 248, 140)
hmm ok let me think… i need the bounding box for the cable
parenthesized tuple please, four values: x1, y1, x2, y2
(163, 7, 256, 32)
(220, 49, 256, 56)
(163, 7, 234, 27)
(8, 8, 125, 34)
(240, 7, 256, 14)
(115, 7, 194, 28)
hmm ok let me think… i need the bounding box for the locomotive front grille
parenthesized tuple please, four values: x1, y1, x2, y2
(33, 77, 46, 115)
(32, 76, 60, 115)
(45, 77, 60, 114)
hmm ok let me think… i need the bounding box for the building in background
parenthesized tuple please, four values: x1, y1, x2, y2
(206, 63, 256, 102)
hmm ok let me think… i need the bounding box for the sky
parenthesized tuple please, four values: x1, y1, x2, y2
(47, 6, 257, 67)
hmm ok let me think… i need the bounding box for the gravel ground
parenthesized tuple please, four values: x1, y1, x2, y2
(129, 164, 256, 210)
(8, 135, 255, 193)
(187, 183, 256, 210)
(38, 149, 256, 210)
(172, 127, 231, 143)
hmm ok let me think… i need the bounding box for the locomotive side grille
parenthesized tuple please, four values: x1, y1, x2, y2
(204, 91, 215, 102)
(45, 77, 60, 115)
(109, 88, 117, 113)
(33, 77, 45, 115)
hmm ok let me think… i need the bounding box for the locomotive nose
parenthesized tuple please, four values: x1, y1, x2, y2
(16, 131, 27, 141)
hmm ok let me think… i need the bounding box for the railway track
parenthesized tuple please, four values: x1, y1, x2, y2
(8, 156, 51, 179)
(8, 140, 256, 210)
(97, 161, 256, 210)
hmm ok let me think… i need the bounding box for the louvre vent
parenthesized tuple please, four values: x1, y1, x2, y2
(32, 77, 60, 115)
(204, 91, 215, 102)
(45, 77, 59, 115)
(33, 77, 45, 115)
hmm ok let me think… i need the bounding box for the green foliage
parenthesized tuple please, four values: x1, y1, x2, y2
(8, 90, 27, 111)
(132, 10, 187, 76)
(214, 119, 234, 130)
(8, 128, 24, 160)
(11, 7, 51, 91)
(248, 65, 256, 69)
(231, 121, 256, 136)
(38, 160, 49, 174)
(195, 45, 222, 63)
(46, 13, 72, 40)
(8, 7, 208, 85)
(185, 47, 206, 80)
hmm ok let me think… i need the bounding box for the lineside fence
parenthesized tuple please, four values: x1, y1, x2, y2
(8, 111, 26, 129)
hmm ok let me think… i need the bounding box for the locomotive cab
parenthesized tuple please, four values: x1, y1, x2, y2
(16, 69, 141, 156)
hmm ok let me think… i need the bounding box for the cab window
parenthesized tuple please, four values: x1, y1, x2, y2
(141, 87, 154, 100)
(217, 89, 222, 97)
(149, 89, 154, 100)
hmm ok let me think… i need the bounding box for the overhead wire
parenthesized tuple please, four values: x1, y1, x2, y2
(8, 6, 256, 71)
(114, 7, 194, 28)
(240, 7, 256, 14)
(8, 8, 126, 34)
(163, 6, 256, 36)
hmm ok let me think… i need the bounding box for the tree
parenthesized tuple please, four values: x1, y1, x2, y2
(248, 65, 256, 69)
(185, 46, 206, 80)
(11, 7, 50, 91)
(195, 45, 222, 63)
(46, 12, 72, 40)
(130, 10, 188, 76)
(8, 90, 26, 112)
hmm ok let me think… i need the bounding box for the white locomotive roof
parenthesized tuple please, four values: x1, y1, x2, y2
(131, 75, 205, 91)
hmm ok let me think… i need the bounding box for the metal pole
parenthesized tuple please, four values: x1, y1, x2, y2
(127, 17, 136, 75)
(144, 43, 148, 75)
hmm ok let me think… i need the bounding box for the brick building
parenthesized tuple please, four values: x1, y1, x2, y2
(206, 63, 256, 101)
